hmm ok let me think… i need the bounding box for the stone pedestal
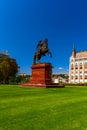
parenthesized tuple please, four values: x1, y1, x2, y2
(22, 63, 65, 88)
(30, 63, 52, 84)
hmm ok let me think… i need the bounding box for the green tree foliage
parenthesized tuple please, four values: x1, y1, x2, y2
(0, 57, 19, 84)
(58, 74, 69, 79)
(16, 75, 30, 84)
(0, 59, 10, 83)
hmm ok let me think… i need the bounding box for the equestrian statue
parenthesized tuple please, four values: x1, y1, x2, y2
(33, 39, 52, 64)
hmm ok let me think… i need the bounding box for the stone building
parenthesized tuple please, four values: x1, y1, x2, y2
(69, 47, 87, 83)
(0, 51, 9, 58)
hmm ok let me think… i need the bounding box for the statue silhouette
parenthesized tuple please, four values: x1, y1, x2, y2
(33, 39, 52, 64)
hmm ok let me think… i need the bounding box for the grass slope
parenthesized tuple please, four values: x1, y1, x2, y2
(0, 85, 87, 130)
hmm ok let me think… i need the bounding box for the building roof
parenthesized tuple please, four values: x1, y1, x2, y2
(0, 51, 10, 58)
(76, 51, 87, 58)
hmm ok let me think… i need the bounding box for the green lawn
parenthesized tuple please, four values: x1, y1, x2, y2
(0, 85, 87, 130)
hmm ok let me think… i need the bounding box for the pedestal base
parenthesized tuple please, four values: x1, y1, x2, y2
(21, 63, 65, 88)
(21, 82, 65, 88)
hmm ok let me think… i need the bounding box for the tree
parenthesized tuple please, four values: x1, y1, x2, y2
(0, 59, 10, 83)
(0, 57, 19, 84)
(16, 75, 30, 84)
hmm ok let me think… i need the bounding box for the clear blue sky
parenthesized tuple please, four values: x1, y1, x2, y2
(0, 0, 87, 74)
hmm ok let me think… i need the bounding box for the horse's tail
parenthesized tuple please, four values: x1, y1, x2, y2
(48, 49, 52, 58)
(33, 53, 36, 64)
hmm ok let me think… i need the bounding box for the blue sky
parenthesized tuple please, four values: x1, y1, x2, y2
(0, 0, 87, 74)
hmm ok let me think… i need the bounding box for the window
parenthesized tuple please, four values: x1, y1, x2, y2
(85, 76, 87, 79)
(84, 65, 87, 69)
(80, 76, 82, 79)
(75, 76, 78, 79)
(71, 76, 73, 79)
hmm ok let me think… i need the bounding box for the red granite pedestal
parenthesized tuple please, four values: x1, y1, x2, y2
(22, 63, 65, 88)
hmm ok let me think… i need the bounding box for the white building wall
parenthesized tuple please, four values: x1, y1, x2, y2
(69, 56, 87, 83)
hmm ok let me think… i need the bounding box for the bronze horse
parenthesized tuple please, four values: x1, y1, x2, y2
(33, 39, 52, 64)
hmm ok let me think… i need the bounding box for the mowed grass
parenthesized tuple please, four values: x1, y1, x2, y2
(0, 85, 87, 130)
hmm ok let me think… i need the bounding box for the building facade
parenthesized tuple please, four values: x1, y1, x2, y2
(0, 51, 9, 58)
(69, 47, 87, 83)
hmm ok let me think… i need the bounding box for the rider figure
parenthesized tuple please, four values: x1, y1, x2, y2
(36, 40, 43, 54)
(44, 38, 48, 48)
(36, 40, 46, 56)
